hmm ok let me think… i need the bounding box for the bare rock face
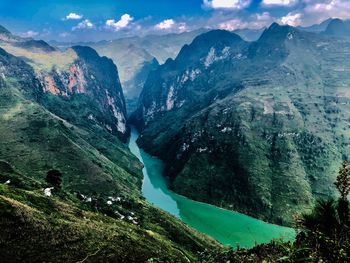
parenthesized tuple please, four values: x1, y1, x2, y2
(38, 46, 128, 140)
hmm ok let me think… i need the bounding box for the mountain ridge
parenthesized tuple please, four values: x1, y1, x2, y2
(132, 22, 350, 225)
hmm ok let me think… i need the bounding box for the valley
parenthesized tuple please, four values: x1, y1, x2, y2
(132, 21, 350, 226)
(128, 127, 295, 248)
(0, 5, 350, 260)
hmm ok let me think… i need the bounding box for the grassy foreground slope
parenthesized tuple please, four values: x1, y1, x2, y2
(0, 44, 218, 261)
(0, 183, 217, 262)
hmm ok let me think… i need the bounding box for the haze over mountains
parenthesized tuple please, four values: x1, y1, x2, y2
(47, 17, 350, 116)
(1, 15, 350, 262)
(49, 29, 209, 114)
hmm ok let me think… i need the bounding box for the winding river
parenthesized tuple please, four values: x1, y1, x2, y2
(128, 127, 295, 248)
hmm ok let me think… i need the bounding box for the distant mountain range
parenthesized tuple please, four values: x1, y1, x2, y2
(47, 18, 350, 116)
(50, 30, 208, 114)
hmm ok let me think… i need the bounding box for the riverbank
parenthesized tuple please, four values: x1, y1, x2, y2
(128, 127, 295, 248)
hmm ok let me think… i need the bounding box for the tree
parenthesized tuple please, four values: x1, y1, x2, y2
(295, 161, 350, 262)
(46, 169, 62, 189)
(335, 161, 350, 227)
(335, 161, 350, 200)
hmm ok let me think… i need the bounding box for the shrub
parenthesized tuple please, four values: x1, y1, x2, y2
(45, 169, 62, 189)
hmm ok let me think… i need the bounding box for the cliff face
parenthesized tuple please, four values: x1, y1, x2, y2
(38, 46, 128, 140)
(0, 31, 136, 197)
(132, 24, 350, 225)
(0, 30, 128, 141)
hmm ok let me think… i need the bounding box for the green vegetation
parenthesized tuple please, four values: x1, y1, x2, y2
(0, 87, 218, 262)
(0, 36, 218, 262)
(199, 162, 350, 262)
(133, 23, 350, 225)
(0, 182, 218, 262)
(46, 169, 63, 189)
(0, 43, 77, 71)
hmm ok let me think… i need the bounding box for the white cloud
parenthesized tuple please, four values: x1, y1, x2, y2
(65, 13, 83, 20)
(105, 14, 134, 31)
(262, 0, 298, 6)
(178, 23, 188, 33)
(72, 19, 94, 30)
(304, 0, 350, 21)
(20, 30, 39, 38)
(154, 19, 188, 33)
(218, 19, 246, 31)
(254, 12, 273, 22)
(280, 12, 302, 26)
(217, 12, 273, 31)
(203, 0, 251, 10)
(155, 19, 175, 30)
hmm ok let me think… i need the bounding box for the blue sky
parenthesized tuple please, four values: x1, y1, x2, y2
(0, 0, 349, 42)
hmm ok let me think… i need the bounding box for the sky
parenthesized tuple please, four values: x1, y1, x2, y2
(0, 0, 349, 42)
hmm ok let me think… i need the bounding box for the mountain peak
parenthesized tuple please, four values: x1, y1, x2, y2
(266, 22, 294, 34)
(0, 25, 11, 35)
(191, 29, 243, 47)
(258, 22, 297, 43)
(174, 29, 244, 66)
(14, 39, 56, 52)
(324, 18, 350, 38)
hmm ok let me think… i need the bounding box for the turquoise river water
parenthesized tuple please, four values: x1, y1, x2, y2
(128, 127, 295, 248)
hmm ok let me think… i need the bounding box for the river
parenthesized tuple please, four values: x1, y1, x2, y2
(128, 127, 295, 248)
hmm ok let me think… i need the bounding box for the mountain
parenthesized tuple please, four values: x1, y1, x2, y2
(132, 23, 350, 225)
(90, 30, 208, 113)
(51, 30, 208, 114)
(14, 39, 56, 52)
(323, 18, 350, 38)
(0, 26, 218, 262)
(0, 29, 128, 140)
(298, 18, 333, 33)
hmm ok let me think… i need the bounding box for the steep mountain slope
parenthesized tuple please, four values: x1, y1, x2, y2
(88, 39, 157, 98)
(86, 29, 207, 113)
(0, 27, 219, 261)
(298, 18, 333, 33)
(0, 29, 128, 140)
(132, 24, 350, 225)
(323, 18, 350, 38)
(50, 30, 207, 114)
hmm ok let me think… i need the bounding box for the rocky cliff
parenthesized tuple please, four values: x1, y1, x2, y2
(0, 29, 128, 140)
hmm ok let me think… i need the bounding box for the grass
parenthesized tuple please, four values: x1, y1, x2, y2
(0, 43, 77, 72)
(0, 66, 219, 262)
(0, 183, 218, 263)
(0, 86, 140, 198)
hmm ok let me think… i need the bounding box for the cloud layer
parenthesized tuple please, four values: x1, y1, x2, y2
(105, 14, 134, 31)
(262, 0, 297, 6)
(20, 0, 350, 42)
(203, 0, 251, 10)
